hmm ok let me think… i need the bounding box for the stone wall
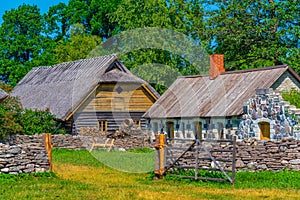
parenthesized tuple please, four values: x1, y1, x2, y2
(237, 88, 300, 140)
(234, 139, 300, 171)
(113, 135, 151, 150)
(0, 135, 50, 174)
(51, 133, 151, 150)
(169, 139, 300, 172)
(52, 134, 88, 150)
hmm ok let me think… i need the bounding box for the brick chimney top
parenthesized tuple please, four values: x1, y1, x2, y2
(209, 54, 225, 79)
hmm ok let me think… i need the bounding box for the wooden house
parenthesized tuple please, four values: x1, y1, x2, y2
(143, 55, 300, 140)
(12, 55, 159, 134)
(0, 89, 8, 102)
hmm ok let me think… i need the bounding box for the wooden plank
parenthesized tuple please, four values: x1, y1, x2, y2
(195, 139, 199, 179)
(232, 136, 237, 185)
(164, 141, 196, 174)
(172, 166, 232, 173)
(173, 175, 228, 182)
(44, 133, 53, 172)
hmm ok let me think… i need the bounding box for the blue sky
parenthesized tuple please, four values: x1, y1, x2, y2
(0, 0, 69, 24)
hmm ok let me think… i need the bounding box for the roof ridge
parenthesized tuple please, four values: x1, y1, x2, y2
(178, 65, 288, 79)
(33, 54, 118, 70)
(221, 65, 288, 75)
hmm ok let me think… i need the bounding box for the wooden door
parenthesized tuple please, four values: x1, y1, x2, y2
(167, 122, 175, 139)
(259, 122, 270, 140)
(194, 122, 202, 140)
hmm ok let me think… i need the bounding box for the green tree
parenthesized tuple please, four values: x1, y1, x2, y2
(203, 0, 300, 71)
(46, 0, 122, 40)
(55, 24, 102, 63)
(0, 4, 57, 85)
(108, 0, 206, 93)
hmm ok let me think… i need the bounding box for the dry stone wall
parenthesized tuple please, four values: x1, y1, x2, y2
(171, 139, 300, 172)
(51, 133, 151, 150)
(234, 139, 300, 171)
(0, 135, 50, 174)
(113, 135, 151, 150)
(52, 134, 88, 150)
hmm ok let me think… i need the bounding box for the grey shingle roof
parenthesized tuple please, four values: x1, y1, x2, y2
(12, 54, 159, 120)
(0, 88, 8, 101)
(143, 65, 299, 119)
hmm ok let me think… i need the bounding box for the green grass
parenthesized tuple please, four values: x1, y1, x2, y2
(165, 169, 300, 189)
(0, 149, 300, 200)
(52, 148, 103, 167)
(91, 148, 155, 173)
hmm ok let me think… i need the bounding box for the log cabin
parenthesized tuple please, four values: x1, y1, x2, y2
(12, 54, 159, 134)
(143, 54, 300, 141)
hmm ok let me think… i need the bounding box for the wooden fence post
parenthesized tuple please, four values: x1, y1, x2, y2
(232, 136, 237, 185)
(154, 134, 166, 179)
(44, 133, 53, 172)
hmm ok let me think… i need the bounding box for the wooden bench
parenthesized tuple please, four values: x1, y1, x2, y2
(89, 138, 115, 152)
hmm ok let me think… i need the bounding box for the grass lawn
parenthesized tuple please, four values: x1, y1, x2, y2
(0, 149, 299, 200)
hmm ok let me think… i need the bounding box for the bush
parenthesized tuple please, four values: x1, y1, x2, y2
(20, 109, 66, 135)
(0, 97, 23, 139)
(0, 93, 65, 139)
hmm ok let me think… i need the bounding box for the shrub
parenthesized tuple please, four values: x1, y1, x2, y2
(0, 85, 65, 139)
(19, 109, 66, 135)
(0, 97, 23, 139)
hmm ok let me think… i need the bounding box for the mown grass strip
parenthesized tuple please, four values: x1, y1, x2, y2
(1, 149, 299, 200)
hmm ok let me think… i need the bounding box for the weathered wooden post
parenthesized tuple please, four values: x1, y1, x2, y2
(154, 134, 166, 179)
(43, 133, 53, 172)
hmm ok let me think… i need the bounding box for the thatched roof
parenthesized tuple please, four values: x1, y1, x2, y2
(12, 54, 159, 120)
(144, 65, 300, 119)
(0, 88, 8, 101)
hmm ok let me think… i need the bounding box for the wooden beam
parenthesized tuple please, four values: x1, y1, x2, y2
(65, 85, 99, 121)
(141, 83, 158, 101)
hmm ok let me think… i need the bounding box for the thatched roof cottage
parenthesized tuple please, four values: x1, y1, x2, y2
(12, 55, 159, 134)
(143, 55, 300, 140)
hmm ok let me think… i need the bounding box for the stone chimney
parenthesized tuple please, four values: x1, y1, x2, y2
(209, 54, 225, 79)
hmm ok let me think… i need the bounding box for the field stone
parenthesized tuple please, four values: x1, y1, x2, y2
(0, 158, 7, 165)
(35, 168, 45, 173)
(23, 168, 35, 173)
(257, 164, 267, 170)
(281, 160, 289, 165)
(6, 147, 21, 154)
(236, 159, 245, 168)
(8, 166, 19, 172)
(289, 159, 300, 165)
(0, 168, 9, 173)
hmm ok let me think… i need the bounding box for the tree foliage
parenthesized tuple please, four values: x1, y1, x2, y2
(203, 0, 300, 71)
(0, 4, 57, 86)
(108, 0, 206, 93)
(281, 89, 300, 109)
(0, 0, 299, 89)
(55, 24, 101, 63)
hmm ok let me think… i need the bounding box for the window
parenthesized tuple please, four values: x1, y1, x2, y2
(133, 120, 141, 127)
(98, 120, 108, 132)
